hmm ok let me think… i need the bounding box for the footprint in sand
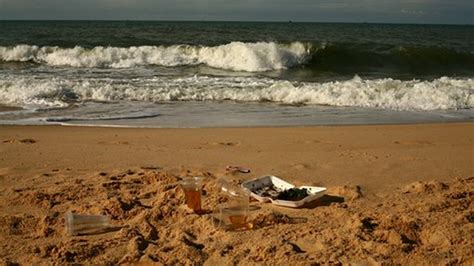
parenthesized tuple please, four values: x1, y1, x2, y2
(140, 165, 162, 170)
(400, 156, 424, 162)
(291, 163, 311, 170)
(393, 140, 434, 146)
(296, 139, 334, 145)
(19, 139, 36, 144)
(209, 141, 240, 147)
(97, 141, 130, 145)
(1, 215, 40, 235)
(2, 138, 37, 144)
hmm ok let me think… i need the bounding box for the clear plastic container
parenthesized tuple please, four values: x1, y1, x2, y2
(241, 175, 327, 208)
(180, 176, 203, 213)
(65, 211, 111, 236)
(216, 178, 250, 230)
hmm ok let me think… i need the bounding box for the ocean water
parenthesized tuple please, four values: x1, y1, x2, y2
(0, 21, 473, 127)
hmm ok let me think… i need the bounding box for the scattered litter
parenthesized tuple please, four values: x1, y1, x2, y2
(65, 211, 111, 236)
(241, 175, 326, 208)
(226, 165, 251, 173)
(180, 177, 204, 213)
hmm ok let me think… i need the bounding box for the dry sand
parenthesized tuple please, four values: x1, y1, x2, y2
(0, 123, 472, 264)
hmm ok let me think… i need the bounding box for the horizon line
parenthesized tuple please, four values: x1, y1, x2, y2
(0, 19, 472, 26)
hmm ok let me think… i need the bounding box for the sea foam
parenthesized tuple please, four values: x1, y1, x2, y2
(0, 42, 310, 72)
(0, 75, 472, 111)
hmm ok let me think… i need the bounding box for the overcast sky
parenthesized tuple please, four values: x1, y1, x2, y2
(0, 0, 472, 24)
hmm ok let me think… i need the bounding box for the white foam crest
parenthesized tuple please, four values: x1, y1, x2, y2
(266, 76, 474, 110)
(0, 76, 71, 108)
(0, 42, 311, 72)
(0, 75, 472, 111)
(198, 42, 309, 71)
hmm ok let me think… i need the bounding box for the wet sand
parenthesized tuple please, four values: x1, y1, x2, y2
(0, 105, 22, 112)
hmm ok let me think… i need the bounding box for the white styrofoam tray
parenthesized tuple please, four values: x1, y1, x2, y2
(241, 175, 327, 208)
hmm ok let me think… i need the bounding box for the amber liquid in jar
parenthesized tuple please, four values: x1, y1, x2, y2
(228, 214, 248, 229)
(184, 188, 202, 212)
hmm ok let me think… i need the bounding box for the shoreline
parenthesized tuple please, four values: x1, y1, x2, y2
(1, 116, 473, 129)
(0, 105, 22, 112)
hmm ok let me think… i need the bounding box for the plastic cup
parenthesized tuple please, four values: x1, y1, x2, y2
(65, 211, 111, 236)
(217, 203, 250, 230)
(216, 181, 250, 230)
(180, 177, 203, 213)
(218, 178, 249, 210)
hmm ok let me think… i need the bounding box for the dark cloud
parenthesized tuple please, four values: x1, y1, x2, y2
(0, 0, 472, 24)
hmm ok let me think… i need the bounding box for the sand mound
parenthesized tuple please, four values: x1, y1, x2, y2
(327, 185, 363, 201)
(0, 170, 472, 265)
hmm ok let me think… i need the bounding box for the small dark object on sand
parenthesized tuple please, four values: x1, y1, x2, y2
(20, 138, 36, 144)
(276, 188, 309, 201)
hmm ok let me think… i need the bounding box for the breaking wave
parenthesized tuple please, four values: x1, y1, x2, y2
(0, 75, 472, 111)
(0, 42, 310, 72)
(1, 42, 473, 74)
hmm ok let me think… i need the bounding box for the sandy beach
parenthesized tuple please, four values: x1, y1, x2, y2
(0, 123, 473, 264)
